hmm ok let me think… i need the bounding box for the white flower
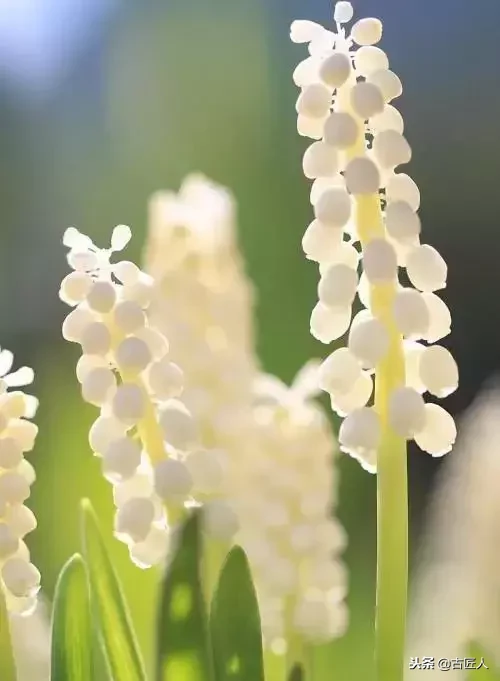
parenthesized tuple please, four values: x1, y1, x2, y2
(0, 349, 39, 614)
(242, 370, 348, 644)
(292, 2, 458, 471)
(60, 226, 199, 567)
(144, 175, 346, 646)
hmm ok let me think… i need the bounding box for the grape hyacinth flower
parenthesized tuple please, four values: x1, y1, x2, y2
(291, 2, 458, 678)
(145, 175, 257, 545)
(241, 365, 347, 658)
(60, 225, 212, 568)
(145, 175, 347, 665)
(0, 349, 40, 614)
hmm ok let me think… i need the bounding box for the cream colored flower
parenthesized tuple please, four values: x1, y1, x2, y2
(144, 175, 347, 646)
(407, 382, 500, 678)
(292, 2, 458, 472)
(60, 225, 211, 566)
(0, 348, 40, 614)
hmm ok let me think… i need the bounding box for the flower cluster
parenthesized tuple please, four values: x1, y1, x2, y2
(0, 349, 40, 614)
(60, 225, 234, 567)
(291, 2, 458, 472)
(239, 366, 347, 645)
(145, 175, 258, 538)
(144, 175, 347, 645)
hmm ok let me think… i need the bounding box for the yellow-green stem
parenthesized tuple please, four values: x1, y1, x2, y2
(356, 195, 408, 681)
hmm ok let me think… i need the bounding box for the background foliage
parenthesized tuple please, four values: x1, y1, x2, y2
(1, 0, 499, 678)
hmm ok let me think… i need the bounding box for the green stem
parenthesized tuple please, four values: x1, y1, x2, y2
(375, 431, 408, 681)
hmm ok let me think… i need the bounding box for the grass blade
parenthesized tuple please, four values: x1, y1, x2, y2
(0, 584, 16, 681)
(210, 546, 264, 681)
(156, 509, 213, 681)
(51, 554, 93, 681)
(81, 499, 147, 681)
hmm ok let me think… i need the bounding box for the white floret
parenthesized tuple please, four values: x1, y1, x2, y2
(318, 264, 358, 308)
(154, 458, 193, 500)
(296, 84, 332, 119)
(419, 345, 459, 398)
(393, 289, 430, 339)
(406, 245, 447, 292)
(350, 82, 385, 120)
(310, 303, 352, 344)
(323, 112, 359, 149)
(351, 18, 383, 46)
(388, 387, 426, 438)
(354, 46, 389, 77)
(112, 384, 146, 426)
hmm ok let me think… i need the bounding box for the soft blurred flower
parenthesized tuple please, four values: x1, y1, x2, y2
(0, 348, 40, 614)
(241, 364, 348, 644)
(292, 1, 457, 472)
(407, 380, 500, 678)
(10, 597, 50, 681)
(145, 175, 257, 539)
(144, 175, 347, 646)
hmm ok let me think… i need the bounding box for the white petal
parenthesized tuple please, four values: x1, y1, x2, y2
(351, 18, 383, 46)
(5, 367, 34, 388)
(393, 288, 429, 339)
(334, 1, 354, 24)
(290, 20, 325, 43)
(0, 350, 14, 378)
(318, 347, 361, 396)
(63, 227, 94, 250)
(354, 46, 389, 77)
(388, 387, 426, 438)
(302, 220, 343, 262)
(310, 302, 351, 344)
(406, 245, 447, 292)
(419, 345, 459, 398)
(421, 293, 451, 342)
(339, 407, 380, 469)
(319, 52, 351, 88)
(111, 224, 132, 252)
(414, 404, 456, 457)
(330, 372, 373, 416)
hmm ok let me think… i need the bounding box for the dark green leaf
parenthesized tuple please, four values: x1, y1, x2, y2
(210, 546, 264, 681)
(156, 510, 214, 681)
(0, 581, 16, 681)
(81, 499, 147, 681)
(51, 554, 93, 681)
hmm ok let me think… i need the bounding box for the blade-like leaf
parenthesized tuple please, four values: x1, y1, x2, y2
(81, 499, 147, 681)
(51, 554, 93, 681)
(288, 664, 304, 681)
(210, 546, 264, 681)
(156, 510, 214, 681)
(0, 584, 16, 681)
(467, 643, 500, 679)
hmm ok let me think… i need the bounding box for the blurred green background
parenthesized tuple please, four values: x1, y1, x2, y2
(1, 0, 499, 678)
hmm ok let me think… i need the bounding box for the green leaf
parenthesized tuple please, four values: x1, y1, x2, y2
(81, 499, 147, 681)
(467, 642, 500, 679)
(51, 554, 93, 681)
(156, 509, 214, 681)
(210, 546, 264, 681)
(0, 582, 16, 681)
(288, 664, 304, 681)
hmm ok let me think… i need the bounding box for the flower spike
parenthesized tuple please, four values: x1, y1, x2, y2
(292, 2, 458, 472)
